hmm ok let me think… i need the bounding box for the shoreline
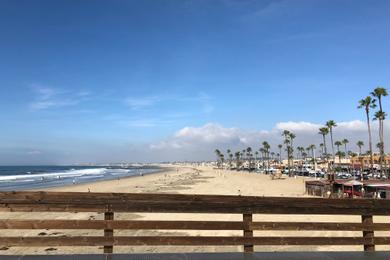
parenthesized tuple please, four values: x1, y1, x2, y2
(40, 165, 173, 192)
(0, 166, 167, 192)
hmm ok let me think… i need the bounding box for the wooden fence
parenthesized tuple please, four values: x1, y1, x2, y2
(1, 191, 390, 253)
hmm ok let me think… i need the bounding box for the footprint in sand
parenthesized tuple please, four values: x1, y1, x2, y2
(0, 247, 9, 251)
(45, 248, 57, 251)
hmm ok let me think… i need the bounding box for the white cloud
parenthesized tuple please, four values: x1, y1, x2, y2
(125, 96, 159, 110)
(275, 121, 321, 132)
(125, 92, 214, 114)
(149, 120, 389, 161)
(29, 85, 91, 111)
(27, 150, 42, 155)
(337, 120, 366, 131)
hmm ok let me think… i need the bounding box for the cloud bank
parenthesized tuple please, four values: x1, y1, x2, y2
(148, 120, 388, 161)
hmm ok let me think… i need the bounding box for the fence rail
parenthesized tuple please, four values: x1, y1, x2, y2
(1, 191, 390, 253)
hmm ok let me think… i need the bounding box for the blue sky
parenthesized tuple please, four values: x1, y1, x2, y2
(1, 0, 390, 164)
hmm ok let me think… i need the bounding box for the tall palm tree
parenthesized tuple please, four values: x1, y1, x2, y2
(318, 127, 329, 159)
(262, 142, 270, 172)
(227, 149, 233, 169)
(282, 130, 292, 176)
(289, 133, 296, 170)
(342, 139, 349, 158)
(234, 151, 241, 170)
(335, 141, 342, 153)
(246, 147, 253, 170)
(335, 141, 342, 163)
(358, 96, 376, 173)
(214, 149, 222, 168)
(374, 110, 387, 177)
(297, 146, 304, 159)
(319, 143, 324, 156)
(349, 151, 358, 177)
(371, 87, 388, 176)
(356, 141, 364, 155)
(309, 144, 316, 160)
(278, 144, 283, 161)
(326, 120, 337, 165)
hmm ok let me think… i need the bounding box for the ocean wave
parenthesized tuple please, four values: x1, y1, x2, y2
(0, 168, 109, 182)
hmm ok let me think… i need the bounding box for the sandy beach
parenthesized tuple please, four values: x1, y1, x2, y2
(1, 165, 390, 254)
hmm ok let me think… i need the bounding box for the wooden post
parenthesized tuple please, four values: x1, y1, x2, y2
(362, 215, 375, 251)
(104, 206, 114, 254)
(243, 213, 253, 253)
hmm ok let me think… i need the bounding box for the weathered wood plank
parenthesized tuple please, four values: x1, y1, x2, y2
(251, 222, 370, 231)
(104, 211, 114, 253)
(362, 215, 375, 251)
(1, 191, 390, 215)
(243, 214, 253, 253)
(2, 220, 389, 231)
(1, 201, 390, 215)
(0, 220, 244, 230)
(0, 236, 375, 247)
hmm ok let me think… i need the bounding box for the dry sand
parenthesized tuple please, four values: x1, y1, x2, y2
(1, 165, 390, 254)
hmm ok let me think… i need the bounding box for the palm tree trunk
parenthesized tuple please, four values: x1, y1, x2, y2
(322, 135, 327, 157)
(279, 147, 282, 162)
(367, 110, 374, 174)
(330, 129, 335, 167)
(378, 97, 385, 178)
(382, 119, 386, 177)
(379, 119, 383, 178)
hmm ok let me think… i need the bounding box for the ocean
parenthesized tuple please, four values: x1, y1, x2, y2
(0, 165, 160, 191)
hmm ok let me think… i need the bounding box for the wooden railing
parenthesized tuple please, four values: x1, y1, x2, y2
(1, 191, 390, 253)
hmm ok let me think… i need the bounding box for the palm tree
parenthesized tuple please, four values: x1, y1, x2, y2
(227, 149, 233, 169)
(302, 151, 308, 161)
(282, 130, 292, 176)
(356, 141, 364, 155)
(326, 120, 337, 165)
(358, 96, 376, 173)
(259, 147, 266, 169)
(262, 142, 270, 172)
(319, 143, 324, 156)
(246, 147, 253, 170)
(349, 151, 358, 178)
(374, 110, 387, 177)
(335, 141, 342, 153)
(318, 127, 329, 159)
(371, 87, 388, 176)
(335, 141, 342, 163)
(342, 139, 349, 158)
(297, 146, 304, 159)
(336, 151, 345, 163)
(278, 144, 283, 161)
(282, 130, 296, 176)
(309, 144, 316, 161)
(214, 149, 222, 168)
(289, 133, 296, 171)
(234, 151, 241, 170)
